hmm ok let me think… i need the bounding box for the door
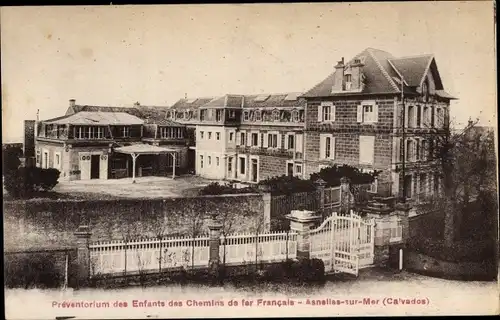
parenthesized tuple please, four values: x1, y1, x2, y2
(187, 149, 195, 174)
(91, 155, 100, 179)
(287, 162, 294, 177)
(79, 153, 91, 180)
(251, 159, 258, 182)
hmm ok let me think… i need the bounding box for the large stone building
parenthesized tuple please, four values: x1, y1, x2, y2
(301, 48, 456, 200)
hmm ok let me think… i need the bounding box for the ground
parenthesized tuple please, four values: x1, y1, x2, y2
(53, 175, 222, 199)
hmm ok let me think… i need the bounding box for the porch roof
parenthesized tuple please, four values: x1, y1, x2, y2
(114, 144, 177, 155)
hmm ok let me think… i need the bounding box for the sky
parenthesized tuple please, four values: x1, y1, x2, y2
(1, 2, 496, 142)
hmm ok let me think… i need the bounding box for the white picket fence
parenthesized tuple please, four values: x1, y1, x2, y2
(219, 231, 298, 265)
(89, 236, 210, 276)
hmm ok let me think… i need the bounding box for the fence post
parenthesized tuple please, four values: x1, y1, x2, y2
(207, 215, 222, 278)
(314, 178, 326, 217)
(340, 177, 351, 215)
(286, 210, 322, 259)
(262, 193, 272, 233)
(74, 225, 92, 288)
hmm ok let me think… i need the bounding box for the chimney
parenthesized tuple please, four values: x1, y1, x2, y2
(332, 57, 345, 93)
(134, 101, 140, 108)
(350, 57, 365, 91)
(185, 93, 188, 99)
(69, 99, 76, 108)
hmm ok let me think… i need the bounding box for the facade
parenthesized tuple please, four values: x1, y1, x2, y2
(301, 48, 456, 200)
(35, 100, 189, 181)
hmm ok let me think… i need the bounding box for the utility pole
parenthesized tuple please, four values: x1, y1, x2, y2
(400, 76, 406, 203)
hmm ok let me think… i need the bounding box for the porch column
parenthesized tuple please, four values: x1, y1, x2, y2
(172, 152, 176, 179)
(131, 153, 140, 183)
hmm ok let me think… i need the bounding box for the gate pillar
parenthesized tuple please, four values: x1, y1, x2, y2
(74, 225, 92, 289)
(207, 215, 222, 278)
(286, 210, 322, 259)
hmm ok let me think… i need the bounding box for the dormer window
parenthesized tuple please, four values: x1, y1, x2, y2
(292, 110, 299, 122)
(228, 110, 236, 119)
(255, 110, 262, 121)
(272, 110, 280, 121)
(243, 111, 249, 121)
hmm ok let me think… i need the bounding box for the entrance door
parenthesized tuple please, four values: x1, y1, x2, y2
(251, 159, 258, 182)
(91, 155, 100, 179)
(287, 162, 294, 177)
(187, 149, 195, 174)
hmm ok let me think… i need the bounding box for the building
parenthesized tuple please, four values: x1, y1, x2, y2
(301, 47, 457, 200)
(34, 99, 189, 181)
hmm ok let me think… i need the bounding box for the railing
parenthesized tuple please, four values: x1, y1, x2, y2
(89, 236, 210, 277)
(219, 231, 297, 265)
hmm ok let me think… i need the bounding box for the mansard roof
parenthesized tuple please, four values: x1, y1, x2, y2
(45, 111, 144, 125)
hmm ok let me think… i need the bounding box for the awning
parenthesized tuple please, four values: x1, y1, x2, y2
(114, 144, 176, 155)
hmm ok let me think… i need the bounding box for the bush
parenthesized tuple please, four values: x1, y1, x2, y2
(257, 175, 316, 195)
(4, 252, 64, 288)
(4, 167, 61, 199)
(310, 164, 379, 187)
(199, 182, 257, 195)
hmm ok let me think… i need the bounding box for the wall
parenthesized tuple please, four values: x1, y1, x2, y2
(4, 194, 266, 251)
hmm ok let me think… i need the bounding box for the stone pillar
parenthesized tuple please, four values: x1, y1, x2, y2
(314, 178, 326, 217)
(74, 225, 92, 288)
(207, 216, 222, 276)
(262, 193, 271, 232)
(340, 177, 352, 215)
(395, 202, 411, 243)
(286, 210, 322, 259)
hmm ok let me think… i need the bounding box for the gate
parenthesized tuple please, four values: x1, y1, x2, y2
(309, 210, 374, 276)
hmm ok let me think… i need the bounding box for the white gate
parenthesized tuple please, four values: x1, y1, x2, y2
(310, 210, 374, 276)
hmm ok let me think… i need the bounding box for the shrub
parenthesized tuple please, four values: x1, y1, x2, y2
(310, 164, 380, 187)
(4, 167, 61, 199)
(257, 175, 316, 195)
(4, 252, 64, 288)
(199, 182, 257, 195)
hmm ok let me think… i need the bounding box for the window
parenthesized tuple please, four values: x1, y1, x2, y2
(208, 156, 212, 166)
(229, 132, 234, 141)
(200, 131, 204, 139)
(228, 157, 233, 172)
(200, 155, 204, 169)
(216, 110, 223, 122)
(295, 164, 302, 175)
(421, 140, 428, 161)
(240, 132, 246, 146)
(177, 128, 183, 138)
(406, 139, 414, 162)
(423, 107, 431, 127)
(255, 110, 262, 121)
(359, 135, 375, 165)
(268, 133, 278, 148)
(320, 134, 335, 160)
(292, 110, 299, 122)
(55, 153, 60, 169)
(208, 132, 212, 140)
(318, 102, 335, 122)
(416, 139, 421, 161)
(216, 157, 220, 166)
(216, 132, 220, 140)
(407, 105, 415, 128)
(390, 220, 403, 243)
(357, 101, 377, 123)
(228, 110, 236, 119)
(251, 133, 259, 146)
(122, 126, 130, 137)
(200, 110, 206, 121)
(287, 134, 295, 150)
(436, 108, 444, 128)
(416, 105, 422, 127)
(239, 157, 246, 175)
(422, 81, 429, 102)
(243, 111, 249, 121)
(344, 74, 352, 90)
(97, 127, 104, 139)
(404, 175, 412, 199)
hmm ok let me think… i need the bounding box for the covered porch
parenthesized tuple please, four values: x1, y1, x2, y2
(114, 144, 178, 183)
